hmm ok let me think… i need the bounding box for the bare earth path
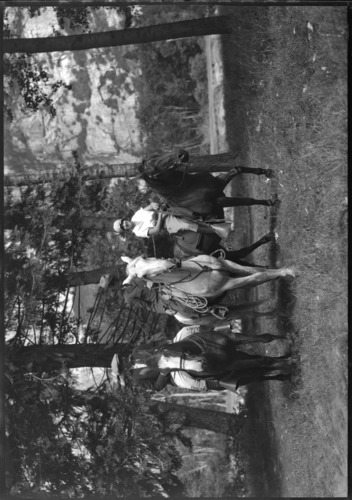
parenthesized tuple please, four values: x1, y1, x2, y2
(208, 5, 347, 497)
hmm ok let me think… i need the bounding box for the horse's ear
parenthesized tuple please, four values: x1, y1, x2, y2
(121, 256, 132, 264)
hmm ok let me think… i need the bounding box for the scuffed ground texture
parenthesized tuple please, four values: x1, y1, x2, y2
(215, 5, 347, 497)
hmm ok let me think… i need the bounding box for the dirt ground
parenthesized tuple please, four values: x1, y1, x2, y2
(206, 5, 347, 497)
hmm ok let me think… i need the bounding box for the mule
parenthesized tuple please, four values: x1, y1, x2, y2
(121, 254, 295, 300)
(123, 276, 278, 324)
(145, 231, 278, 323)
(129, 328, 292, 391)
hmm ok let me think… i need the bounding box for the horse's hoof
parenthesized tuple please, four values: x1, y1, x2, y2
(178, 149, 189, 163)
(266, 231, 279, 242)
(264, 169, 274, 179)
(284, 267, 297, 278)
(211, 306, 229, 320)
(269, 195, 281, 207)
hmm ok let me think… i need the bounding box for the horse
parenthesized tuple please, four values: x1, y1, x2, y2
(137, 152, 276, 218)
(121, 254, 295, 301)
(145, 231, 279, 323)
(123, 276, 279, 325)
(148, 230, 276, 264)
(128, 327, 292, 391)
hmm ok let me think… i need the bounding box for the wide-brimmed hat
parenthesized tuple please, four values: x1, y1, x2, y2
(113, 219, 123, 233)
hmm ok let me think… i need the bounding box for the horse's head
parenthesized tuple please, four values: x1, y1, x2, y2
(130, 347, 164, 371)
(121, 255, 140, 284)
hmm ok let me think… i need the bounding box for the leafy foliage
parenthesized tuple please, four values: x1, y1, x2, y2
(3, 5, 143, 121)
(4, 154, 185, 494)
(3, 5, 229, 496)
(4, 157, 110, 342)
(6, 373, 186, 497)
(3, 53, 72, 122)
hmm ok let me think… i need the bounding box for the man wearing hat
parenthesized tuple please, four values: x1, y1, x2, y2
(113, 202, 231, 240)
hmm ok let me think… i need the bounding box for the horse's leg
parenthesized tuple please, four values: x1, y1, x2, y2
(217, 196, 279, 207)
(218, 267, 296, 293)
(227, 332, 286, 346)
(212, 324, 286, 345)
(226, 353, 291, 373)
(218, 259, 270, 276)
(226, 370, 291, 389)
(215, 166, 274, 190)
(234, 166, 274, 178)
(225, 232, 276, 260)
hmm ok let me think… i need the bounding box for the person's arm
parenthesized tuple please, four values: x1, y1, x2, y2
(147, 212, 164, 236)
(143, 202, 160, 211)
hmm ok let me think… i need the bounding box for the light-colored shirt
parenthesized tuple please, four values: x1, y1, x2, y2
(131, 208, 157, 238)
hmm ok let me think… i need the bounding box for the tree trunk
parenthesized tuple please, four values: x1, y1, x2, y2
(4, 153, 239, 188)
(149, 401, 242, 435)
(7, 343, 132, 373)
(4, 16, 232, 54)
(4, 164, 140, 187)
(4, 213, 118, 231)
(67, 265, 124, 288)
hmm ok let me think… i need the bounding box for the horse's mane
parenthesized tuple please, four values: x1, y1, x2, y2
(141, 169, 187, 198)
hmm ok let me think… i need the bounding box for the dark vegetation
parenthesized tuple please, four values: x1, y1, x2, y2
(132, 5, 210, 158)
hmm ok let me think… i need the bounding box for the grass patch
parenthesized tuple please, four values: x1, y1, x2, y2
(221, 5, 347, 497)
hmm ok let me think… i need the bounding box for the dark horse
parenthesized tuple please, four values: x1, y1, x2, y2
(138, 151, 276, 218)
(129, 327, 292, 391)
(148, 230, 275, 264)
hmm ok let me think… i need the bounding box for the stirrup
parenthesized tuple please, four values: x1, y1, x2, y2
(211, 248, 226, 260)
(210, 305, 229, 319)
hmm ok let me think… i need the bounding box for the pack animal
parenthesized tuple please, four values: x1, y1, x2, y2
(122, 254, 295, 300)
(130, 328, 292, 390)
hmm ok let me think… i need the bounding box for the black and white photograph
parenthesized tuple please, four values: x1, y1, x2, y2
(2, 2, 348, 498)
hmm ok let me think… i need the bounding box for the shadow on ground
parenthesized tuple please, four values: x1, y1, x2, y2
(242, 383, 284, 497)
(269, 233, 302, 397)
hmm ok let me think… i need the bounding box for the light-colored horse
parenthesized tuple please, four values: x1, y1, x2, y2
(121, 255, 295, 300)
(173, 301, 278, 326)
